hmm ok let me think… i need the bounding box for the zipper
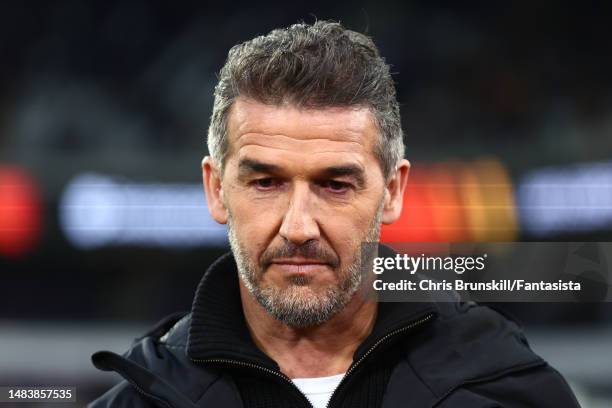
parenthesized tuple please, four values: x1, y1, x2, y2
(191, 358, 314, 408)
(192, 312, 434, 408)
(325, 312, 434, 408)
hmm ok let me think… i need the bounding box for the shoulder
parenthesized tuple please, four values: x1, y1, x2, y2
(403, 299, 579, 406)
(430, 298, 531, 351)
(88, 312, 220, 407)
(101, 311, 193, 369)
(454, 363, 581, 407)
(87, 381, 157, 408)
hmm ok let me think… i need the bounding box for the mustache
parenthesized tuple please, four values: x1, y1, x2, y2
(260, 240, 340, 268)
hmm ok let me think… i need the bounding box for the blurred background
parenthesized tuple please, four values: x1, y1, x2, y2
(1, 0, 611, 406)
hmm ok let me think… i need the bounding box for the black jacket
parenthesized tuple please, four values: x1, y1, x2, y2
(89, 251, 580, 407)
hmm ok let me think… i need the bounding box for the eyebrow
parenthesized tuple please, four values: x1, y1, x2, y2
(238, 158, 366, 187)
(238, 158, 282, 177)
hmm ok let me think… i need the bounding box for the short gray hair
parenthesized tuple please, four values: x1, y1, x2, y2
(207, 20, 404, 179)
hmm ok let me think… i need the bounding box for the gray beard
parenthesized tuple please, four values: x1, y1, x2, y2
(227, 203, 382, 328)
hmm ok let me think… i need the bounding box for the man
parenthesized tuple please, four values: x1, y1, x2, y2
(89, 21, 579, 407)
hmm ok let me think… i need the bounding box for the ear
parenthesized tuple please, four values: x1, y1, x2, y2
(202, 156, 228, 224)
(381, 159, 410, 224)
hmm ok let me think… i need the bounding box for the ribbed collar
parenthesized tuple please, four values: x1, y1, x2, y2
(186, 247, 437, 369)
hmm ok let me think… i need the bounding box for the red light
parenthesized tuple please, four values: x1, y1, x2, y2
(381, 168, 440, 242)
(381, 159, 517, 243)
(0, 166, 42, 257)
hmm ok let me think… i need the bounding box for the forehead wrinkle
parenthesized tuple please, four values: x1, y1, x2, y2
(237, 144, 366, 166)
(225, 99, 381, 163)
(235, 134, 368, 154)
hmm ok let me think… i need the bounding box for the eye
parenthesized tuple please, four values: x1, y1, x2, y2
(252, 178, 279, 191)
(322, 180, 352, 194)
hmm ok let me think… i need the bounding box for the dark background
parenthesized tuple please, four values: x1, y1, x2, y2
(1, 1, 611, 406)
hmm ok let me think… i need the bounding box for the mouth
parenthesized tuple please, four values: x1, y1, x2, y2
(269, 258, 330, 274)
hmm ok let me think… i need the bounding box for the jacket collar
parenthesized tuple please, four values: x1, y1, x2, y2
(186, 247, 438, 369)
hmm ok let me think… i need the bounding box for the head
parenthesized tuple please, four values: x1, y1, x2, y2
(203, 20, 410, 327)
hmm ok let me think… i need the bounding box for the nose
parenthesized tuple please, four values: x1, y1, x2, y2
(279, 182, 320, 245)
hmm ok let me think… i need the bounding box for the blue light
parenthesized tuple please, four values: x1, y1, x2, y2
(59, 173, 227, 249)
(517, 162, 612, 236)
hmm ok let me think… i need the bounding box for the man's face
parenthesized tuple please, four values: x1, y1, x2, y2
(209, 98, 391, 327)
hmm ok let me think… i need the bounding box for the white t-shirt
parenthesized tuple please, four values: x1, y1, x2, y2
(292, 373, 345, 408)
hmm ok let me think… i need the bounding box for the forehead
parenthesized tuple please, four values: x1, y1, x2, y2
(226, 98, 379, 159)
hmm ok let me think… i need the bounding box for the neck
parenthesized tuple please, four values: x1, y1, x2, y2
(239, 280, 377, 379)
